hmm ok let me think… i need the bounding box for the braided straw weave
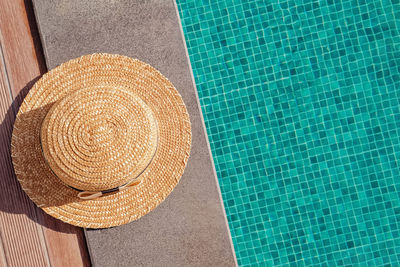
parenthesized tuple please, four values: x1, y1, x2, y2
(11, 54, 192, 228)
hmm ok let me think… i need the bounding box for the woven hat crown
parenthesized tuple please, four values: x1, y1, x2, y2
(40, 86, 159, 192)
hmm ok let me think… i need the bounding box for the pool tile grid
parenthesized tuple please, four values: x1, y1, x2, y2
(177, 0, 400, 266)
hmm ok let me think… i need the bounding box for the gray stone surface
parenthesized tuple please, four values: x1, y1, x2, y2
(32, 0, 236, 266)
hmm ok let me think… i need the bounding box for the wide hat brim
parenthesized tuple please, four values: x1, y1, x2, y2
(11, 54, 192, 228)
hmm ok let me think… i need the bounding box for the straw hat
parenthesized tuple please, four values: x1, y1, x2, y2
(11, 53, 191, 228)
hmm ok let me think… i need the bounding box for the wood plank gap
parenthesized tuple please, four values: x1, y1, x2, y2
(0, 39, 13, 107)
(35, 218, 52, 267)
(0, 229, 8, 267)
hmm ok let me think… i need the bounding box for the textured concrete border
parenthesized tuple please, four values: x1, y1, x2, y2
(32, 0, 236, 266)
(172, 1, 238, 265)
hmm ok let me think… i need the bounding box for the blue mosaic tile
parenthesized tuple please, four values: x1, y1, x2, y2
(176, 0, 400, 266)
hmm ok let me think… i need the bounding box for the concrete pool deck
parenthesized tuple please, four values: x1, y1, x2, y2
(33, 0, 236, 266)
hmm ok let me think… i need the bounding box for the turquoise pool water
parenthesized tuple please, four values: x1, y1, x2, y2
(176, 0, 400, 266)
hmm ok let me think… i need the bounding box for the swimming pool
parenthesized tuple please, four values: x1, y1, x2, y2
(177, 0, 400, 265)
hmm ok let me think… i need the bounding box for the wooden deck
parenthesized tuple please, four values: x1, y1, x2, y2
(0, 0, 90, 266)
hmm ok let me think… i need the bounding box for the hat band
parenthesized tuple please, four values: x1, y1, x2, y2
(73, 177, 143, 200)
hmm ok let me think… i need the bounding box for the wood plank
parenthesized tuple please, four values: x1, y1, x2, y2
(0, 42, 49, 267)
(36, 213, 91, 267)
(0, 0, 45, 95)
(0, 0, 90, 266)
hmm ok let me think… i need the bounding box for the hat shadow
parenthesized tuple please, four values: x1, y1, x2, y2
(0, 77, 85, 233)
